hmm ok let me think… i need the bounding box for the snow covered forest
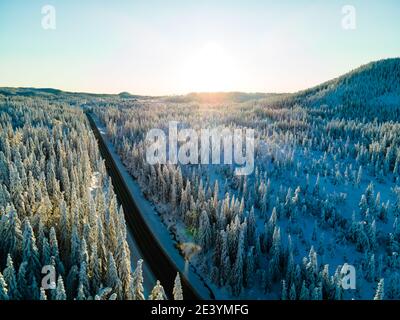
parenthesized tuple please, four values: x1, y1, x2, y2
(0, 96, 182, 300)
(0, 58, 399, 301)
(92, 58, 400, 300)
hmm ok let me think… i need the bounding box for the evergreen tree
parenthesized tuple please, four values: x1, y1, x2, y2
(70, 225, 81, 267)
(106, 253, 123, 299)
(1, 206, 23, 263)
(41, 237, 51, 266)
(76, 283, 86, 300)
(198, 210, 211, 251)
(115, 234, 132, 299)
(0, 272, 9, 300)
(17, 262, 28, 299)
(219, 231, 231, 286)
(270, 226, 281, 279)
(49, 227, 64, 275)
(55, 276, 67, 300)
(356, 166, 363, 187)
(131, 259, 145, 300)
(89, 244, 101, 293)
(22, 219, 40, 282)
(367, 254, 376, 282)
(299, 281, 309, 300)
(281, 280, 288, 300)
(66, 265, 79, 299)
(247, 207, 256, 246)
(78, 261, 90, 298)
(289, 282, 297, 300)
(374, 279, 384, 300)
(149, 280, 166, 300)
(173, 273, 183, 300)
(3, 254, 20, 300)
(39, 287, 47, 300)
(230, 230, 244, 296)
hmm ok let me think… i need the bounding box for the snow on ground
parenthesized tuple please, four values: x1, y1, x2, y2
(92, 109, 399, 300)
(93, 115, 214, 299)
(89, 171, 101, 194)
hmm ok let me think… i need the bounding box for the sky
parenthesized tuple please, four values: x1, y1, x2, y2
(0, 0, 399, 95)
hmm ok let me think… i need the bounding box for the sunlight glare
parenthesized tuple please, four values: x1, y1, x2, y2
(180, 42, 238, 92)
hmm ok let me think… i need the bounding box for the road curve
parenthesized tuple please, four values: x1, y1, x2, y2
(86, 112, 204, 300)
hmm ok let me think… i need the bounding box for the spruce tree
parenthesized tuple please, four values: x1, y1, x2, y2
(17, 262, 28, 299)
(299, 281, 309, 300)
(173, 273, 183, 300)
(198, 210, 211, 251)
(115, 235, 132, 299)
(0, 272, 9, 300)
(55, 276, 67, 300)
(131, 259, 145, 300)
(106, 253, 123, 299)
(289, 283, 297, 300)
(149, 280, 166, 300)
(39, 287, 47, 300)
(76, 283, 86, 300)
(3, 254, 20, 300)
(374, 279, 384, 300)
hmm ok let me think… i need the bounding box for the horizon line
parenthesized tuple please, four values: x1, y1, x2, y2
(1, 57, 398, 98)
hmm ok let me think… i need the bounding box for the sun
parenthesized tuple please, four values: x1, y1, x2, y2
(179, 42, 238, 93)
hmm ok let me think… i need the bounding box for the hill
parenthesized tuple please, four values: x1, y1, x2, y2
(290, 58, 400, 108)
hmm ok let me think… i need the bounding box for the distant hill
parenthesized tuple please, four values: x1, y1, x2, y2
(0, 87, 64, 97)
(162, 92, 279, 103)
(0, 87, 112, 99)
(289, 58, 400, 108)
(0, 87, 155, 103)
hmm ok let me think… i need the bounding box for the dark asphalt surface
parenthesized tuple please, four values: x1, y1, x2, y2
(86, 112, 203, 300)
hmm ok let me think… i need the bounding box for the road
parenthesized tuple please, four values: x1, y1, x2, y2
(86, 112, 203, 300)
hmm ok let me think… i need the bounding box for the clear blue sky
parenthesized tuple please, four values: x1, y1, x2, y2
(0, 0, 399, 95)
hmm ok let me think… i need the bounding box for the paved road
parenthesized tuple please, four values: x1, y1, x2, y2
(86, 112, 202, 300)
